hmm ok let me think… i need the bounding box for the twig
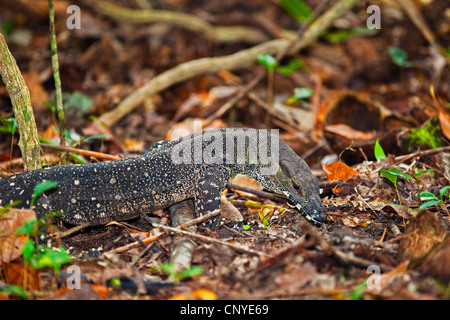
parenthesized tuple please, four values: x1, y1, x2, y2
(105, 232, 163, 254)
(92, 0, 293, 44)
(394, 145, 450, 163)
(227, 183, 288, 203)
(48, 0, 66, 150)
(40, 143, 121, 161)
(53, 222, 91, 240)
(0, 33, 41, 171)
(98, 0, 362, 127)
(152, 222, 272, 257)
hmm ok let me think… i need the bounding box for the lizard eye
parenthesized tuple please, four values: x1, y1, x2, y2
(293, 183, 300, 191)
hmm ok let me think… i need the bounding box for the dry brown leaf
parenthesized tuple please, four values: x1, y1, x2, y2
(165, 118, 226, 140)
(437, 105, 450, 140)
(398, 210, 447, 263)
(0, 207, 36, 265)
(123, 138, 144, 153)
(323, 124, 378, 141)
(22, 72, 49, 111)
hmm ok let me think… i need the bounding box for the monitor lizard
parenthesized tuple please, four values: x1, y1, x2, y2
(0, 128, 326, 226)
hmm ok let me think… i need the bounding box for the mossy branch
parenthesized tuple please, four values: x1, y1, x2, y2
(0, 33, 41, 171)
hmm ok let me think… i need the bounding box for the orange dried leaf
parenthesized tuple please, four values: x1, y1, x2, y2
(322, 161, 358, 182)
(438, 106, 450, 140)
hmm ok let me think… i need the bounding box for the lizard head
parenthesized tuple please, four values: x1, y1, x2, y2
(259, 144, 327, 225)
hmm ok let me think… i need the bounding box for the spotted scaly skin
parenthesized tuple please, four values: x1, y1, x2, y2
(0, 129, 326, 226)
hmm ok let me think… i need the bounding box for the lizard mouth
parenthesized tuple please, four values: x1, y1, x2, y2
(296, 204, 327, 225)
(283, 192, 327, 225)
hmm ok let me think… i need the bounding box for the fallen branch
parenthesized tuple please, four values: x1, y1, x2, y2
(93, 1, 290, 44)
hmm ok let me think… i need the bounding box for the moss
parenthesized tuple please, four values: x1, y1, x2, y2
(408, 118, 443, 150)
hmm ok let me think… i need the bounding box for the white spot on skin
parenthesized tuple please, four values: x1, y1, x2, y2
(9, 182, 15, 186)
(97, 203, 101, 208)
(71, 198, 77, 203)
(74, 214, 82, 220)
(74, 179, 80, 185)
(110, 178, 116, 184)
(115, 194, 121, 200)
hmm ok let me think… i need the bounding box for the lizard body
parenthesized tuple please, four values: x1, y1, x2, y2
(0, 128, 326, 226)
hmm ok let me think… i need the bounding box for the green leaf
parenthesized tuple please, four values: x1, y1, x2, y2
(389, 47, 413, 68)
(278, 0, 312, 21)
(414, 168, 435, 177)
(242, 224, 252, 231)
(16, 220, 37, 237)
(380, 167, 399, 187)
(80, 134, 113, 142)
(418, 200, 440, 212)
(179, 266, 204, 279)
(30, 245, 73, 272)
(0, 285, 29, 300)
(420, 192, 438, 201)
(0, 116, 17, 134)
(255, 53, 278, 72)
(43, 101, 56, 112)
(21, 239, 36, 262)
(276, 59, 306, 76)
(30, 180, 59, 207)
(287, 87, 313, 104)
(439, 186, 450, 199)
(349, 280, 367, 300)
(374, 140, 386, 161)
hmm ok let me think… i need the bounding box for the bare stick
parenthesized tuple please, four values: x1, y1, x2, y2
(152, 222, 272, 257)
(40, 143, 121, 161)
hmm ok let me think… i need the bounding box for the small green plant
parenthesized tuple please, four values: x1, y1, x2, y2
(389, 47, 413, 68)
(380, 167, 406, 225)
(0, 284, 29, 300)
(419, 186, 450, 215)
(349, 280, 367, 300)
(287, 87, 313, 106)
(155, 262, 204, 283)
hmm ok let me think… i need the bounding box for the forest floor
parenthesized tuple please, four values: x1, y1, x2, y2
(0, 0, 449, 301)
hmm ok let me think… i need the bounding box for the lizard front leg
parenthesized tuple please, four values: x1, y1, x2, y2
(194, 166, 230, 217)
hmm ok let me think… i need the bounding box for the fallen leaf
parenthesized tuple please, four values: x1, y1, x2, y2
(123, 138, 144, 153)
(323, 124, 378, 141)
(398, 210, 447, 264)
(22, 72, 49, 111)
(0, 207, 36, 265)
(437, 105, 450, 140)
(322, 161, 359, 181)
